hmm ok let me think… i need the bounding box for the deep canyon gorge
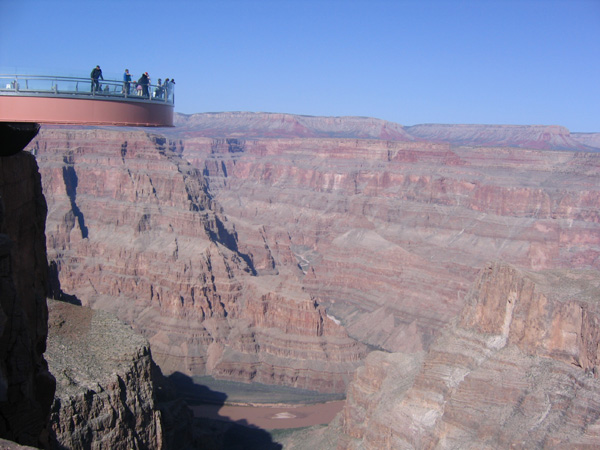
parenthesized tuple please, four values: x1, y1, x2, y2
(1, 112, 600, 448)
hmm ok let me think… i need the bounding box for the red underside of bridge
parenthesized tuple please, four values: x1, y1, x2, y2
(0, 95, 173, 127)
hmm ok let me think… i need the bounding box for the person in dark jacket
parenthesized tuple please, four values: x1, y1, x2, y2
(91, 65, 103, 93)
(138, 72, 149, 98)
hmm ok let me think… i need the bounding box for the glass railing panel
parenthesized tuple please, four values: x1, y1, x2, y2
(0, 74, 174, 105)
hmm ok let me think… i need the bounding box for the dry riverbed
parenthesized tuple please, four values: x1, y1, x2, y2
(177, 376, 346, 430)
(191, 400, 345, 430)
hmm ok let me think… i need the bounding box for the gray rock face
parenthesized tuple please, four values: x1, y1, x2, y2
(46, 299, 165, 450)
(0, 143, 193, 449)
(0, 151, 55, 448)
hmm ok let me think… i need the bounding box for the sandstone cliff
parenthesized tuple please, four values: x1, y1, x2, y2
(32, 127, 366, 393)
(333, 262, 600, 449)
(31, 115, 600, 393)
(175, 121, 600, 356)
(0, 151, 55, 447)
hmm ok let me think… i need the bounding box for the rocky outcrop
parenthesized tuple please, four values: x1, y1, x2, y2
(335, 262, 600, 449)
(46, 299, 166, 449)
(32, 127, 366, 393)
(0, 151, 55, 448)
(0, 438, 38, 449)
(0, 123, 41, 157)
(460, 263, 600, 371)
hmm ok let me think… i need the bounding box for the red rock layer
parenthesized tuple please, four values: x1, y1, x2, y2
(32, 127, 366, 393)
(30, 118, 600, 391)
(177, 133, 600, 354)
(337, 262, 600, 448)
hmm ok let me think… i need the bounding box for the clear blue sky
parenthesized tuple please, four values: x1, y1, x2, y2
(1, 0, 599, 132)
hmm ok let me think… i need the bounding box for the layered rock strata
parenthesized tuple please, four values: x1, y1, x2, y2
(173, 112, 415, 140)
(335, 262, 600, 449)
(46, 299, 166, 450)
(0, 151, 55, 447)
(175, 123, 600, 354)
(30, 115, 600, 394)
(32, 127, 366, 393)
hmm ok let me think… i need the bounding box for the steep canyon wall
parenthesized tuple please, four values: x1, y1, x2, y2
(25, 113, 600, 447)
(0, 151, 55, 447)
(173, 118, 600, 356)
(0, 141, 196, 449)
(333, 262, 600, 449)
(29, 113, 600, 400)
(32, 127, 365, 394)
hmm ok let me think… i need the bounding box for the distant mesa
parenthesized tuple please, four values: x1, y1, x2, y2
(172, 112, 599, 151)
(405, 123, 593, 151)
(173, 111, 415, 141)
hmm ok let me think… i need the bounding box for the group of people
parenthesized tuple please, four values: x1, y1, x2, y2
(90, 65, 174, 100)
(122, 68, 175, 100)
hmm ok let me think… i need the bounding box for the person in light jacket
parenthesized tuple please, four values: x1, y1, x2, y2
(123, 69, 132, 94)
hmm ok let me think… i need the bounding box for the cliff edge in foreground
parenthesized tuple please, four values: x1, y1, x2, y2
(46, 299, 197, 450)
(0, 151, 55, 448)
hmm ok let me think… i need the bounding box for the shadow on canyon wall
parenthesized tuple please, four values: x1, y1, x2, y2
(168, 372, 283, 450)
(47, 261, 82, 306)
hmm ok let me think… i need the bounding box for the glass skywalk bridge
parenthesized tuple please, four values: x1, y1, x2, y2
(0, 74, 174, 127)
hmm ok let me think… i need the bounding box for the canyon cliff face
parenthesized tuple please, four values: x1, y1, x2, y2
(45, 299, 198, 450)
(0, 151, 55, 447)
(30, 114, 600, 395)
(25, 112, 600, 446)
(32, 126, 366, 393)
(169, 114, 600, 357)
(334, 262, 600, 449)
